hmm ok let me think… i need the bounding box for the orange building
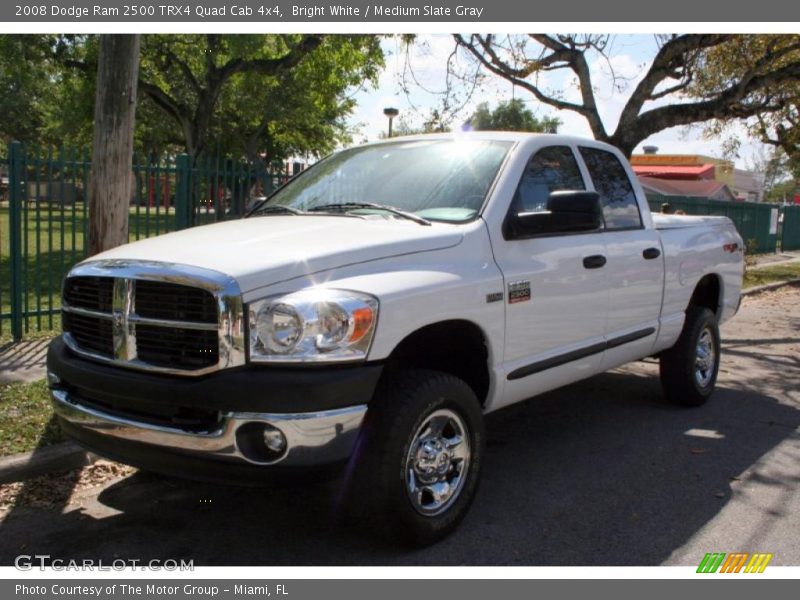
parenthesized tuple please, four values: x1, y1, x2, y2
(631, 152, 734, 183)
(631, 148, 763, 202)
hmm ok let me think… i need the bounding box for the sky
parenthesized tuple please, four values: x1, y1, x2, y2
(346, 34, 763, 168)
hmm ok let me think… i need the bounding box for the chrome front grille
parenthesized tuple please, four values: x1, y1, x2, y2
(135, 280, 218, 322)
(62, 310, 114, 357)
(63, 276, 115, 312)
(61, 260, 246, 376)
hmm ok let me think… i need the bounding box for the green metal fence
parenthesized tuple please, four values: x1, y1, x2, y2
(645, 193, 780, 254)
(0, 142, 300, 341)
(781, 205, 800, 252)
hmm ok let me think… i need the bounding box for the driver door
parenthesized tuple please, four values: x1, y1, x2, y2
(493, 145, 611, 410)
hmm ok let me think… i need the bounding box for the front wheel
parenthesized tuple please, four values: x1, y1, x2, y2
(660, 307, 721, 407)
(347, 369, 485, 545)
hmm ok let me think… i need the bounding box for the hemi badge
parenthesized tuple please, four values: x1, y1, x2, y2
(508, 280, 531, 304)
(486, 292, 504, 303)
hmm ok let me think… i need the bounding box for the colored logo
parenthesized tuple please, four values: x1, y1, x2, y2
(697, 552, 773, 573)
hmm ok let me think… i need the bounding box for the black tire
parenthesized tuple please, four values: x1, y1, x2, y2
(660, 306, 721, 407)
(346, 369, 485, 546)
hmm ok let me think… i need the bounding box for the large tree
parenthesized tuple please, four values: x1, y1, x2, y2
(452, 34, 800, 156)
(87, 35, 140, 255)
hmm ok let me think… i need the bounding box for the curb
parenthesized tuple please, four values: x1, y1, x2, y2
(742, 278, 800, 297)
(0, 442, 96, 485)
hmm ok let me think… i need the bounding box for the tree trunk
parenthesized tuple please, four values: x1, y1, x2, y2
(88, 35, 140, 256)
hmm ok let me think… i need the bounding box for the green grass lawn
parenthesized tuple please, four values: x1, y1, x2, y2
(0, 379, 64, 457)
(743, 262, 800, 289)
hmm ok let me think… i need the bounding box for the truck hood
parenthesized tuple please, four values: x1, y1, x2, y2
(89, 215, 464, 293)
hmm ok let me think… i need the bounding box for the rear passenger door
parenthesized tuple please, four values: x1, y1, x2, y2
(578, 146, 664, 368)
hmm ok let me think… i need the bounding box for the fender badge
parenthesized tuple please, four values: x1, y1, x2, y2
(486, 292, 504, 303)
(508, 280, 531, 304)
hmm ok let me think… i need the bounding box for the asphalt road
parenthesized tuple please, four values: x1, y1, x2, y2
(1, 287, 799, 566)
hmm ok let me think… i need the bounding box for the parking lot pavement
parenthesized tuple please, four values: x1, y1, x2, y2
(1, 287, 798, 567)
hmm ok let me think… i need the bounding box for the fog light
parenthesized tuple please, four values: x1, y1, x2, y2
(263, 426, 287, 454)
(46, 371, 61, 387)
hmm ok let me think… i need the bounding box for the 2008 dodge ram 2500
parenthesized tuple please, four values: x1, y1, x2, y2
(47, 133, 744, 544)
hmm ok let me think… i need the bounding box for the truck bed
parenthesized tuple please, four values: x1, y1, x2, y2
(651, 213, 734, 230)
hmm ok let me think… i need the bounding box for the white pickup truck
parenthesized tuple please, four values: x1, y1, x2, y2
(48, 133, 743, 544)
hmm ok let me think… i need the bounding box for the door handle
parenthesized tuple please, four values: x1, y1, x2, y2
(582, 255, 607, 269)
(643, 247, 661, 260)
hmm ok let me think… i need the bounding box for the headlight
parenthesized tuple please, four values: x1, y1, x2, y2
(248, 289, 379, 363)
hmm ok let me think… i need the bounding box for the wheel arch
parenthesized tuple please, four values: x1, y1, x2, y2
(688, 273, 722, 319)
(381, 319, 491, 407)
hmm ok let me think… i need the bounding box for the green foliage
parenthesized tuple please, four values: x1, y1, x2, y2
(135, 34, 383, 160)
(0, 35, 96, 149)
(466, 99, 560, 133)
(208, 35, 384, 160)
(692, 35, 800, 169)
(766, 179, 799, 203)
(0, 34, 384, 162)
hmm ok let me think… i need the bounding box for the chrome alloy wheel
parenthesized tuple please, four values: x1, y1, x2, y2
(406, 409, 470, 516)
(405, 408, 471, 516)
(694, 327, 716, 388)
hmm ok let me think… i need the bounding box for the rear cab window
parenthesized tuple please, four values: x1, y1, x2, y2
(578, 146, 643, 230)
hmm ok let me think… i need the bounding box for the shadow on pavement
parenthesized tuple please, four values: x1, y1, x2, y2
(1, 367, 798, 566)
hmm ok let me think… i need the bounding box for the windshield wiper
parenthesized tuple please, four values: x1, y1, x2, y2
(308, 202, 431, 226)
(251, 204, 307, 216)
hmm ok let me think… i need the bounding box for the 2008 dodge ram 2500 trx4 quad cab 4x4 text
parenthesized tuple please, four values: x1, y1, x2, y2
(47, 133, 743, 544)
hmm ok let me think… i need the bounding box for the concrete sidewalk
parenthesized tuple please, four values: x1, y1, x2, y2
(750, 250, 800, 270)
(0, 338, 50, 384)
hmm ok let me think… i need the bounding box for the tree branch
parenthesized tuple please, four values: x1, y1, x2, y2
(626, 60, 800, 148)
(616, 34, 731, 133)
(455, 34, 608, 139)
(219, 35, 325, 79)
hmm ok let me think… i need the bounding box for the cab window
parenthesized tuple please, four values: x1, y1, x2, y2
(579, 146, 642, 230)
(513, 146, 586, 213)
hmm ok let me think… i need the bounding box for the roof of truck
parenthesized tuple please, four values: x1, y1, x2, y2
(357, 131, 619, 151)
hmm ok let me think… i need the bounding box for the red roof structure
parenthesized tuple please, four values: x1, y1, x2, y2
(632, 164, 716, 180)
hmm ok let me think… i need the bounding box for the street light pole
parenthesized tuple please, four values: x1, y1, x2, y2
(383, 107, 399, 138)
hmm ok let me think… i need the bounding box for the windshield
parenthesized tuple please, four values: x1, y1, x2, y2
(258, 139, 513, 222)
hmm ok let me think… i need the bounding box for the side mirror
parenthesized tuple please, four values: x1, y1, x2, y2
(506, 190, 603, 238)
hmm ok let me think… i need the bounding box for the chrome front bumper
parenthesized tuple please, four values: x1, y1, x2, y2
(51, 389, 367, 467)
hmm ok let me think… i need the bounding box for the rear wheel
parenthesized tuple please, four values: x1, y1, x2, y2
(347, 369, 485, 545)
(660, 307, 721, 407)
